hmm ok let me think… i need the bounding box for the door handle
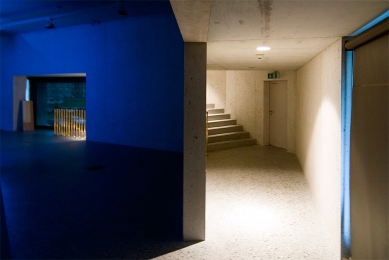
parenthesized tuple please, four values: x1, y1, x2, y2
(269, 110, 273, 115)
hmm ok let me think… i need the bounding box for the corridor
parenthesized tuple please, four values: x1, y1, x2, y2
(155, 145, 336, 259)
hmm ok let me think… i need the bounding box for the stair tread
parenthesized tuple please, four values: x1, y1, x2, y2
(207, 138, 257, 151)
(208, 125, 243, 136)
(208, 119, 237, 128)
(205, 106, 255, 151)
(208, 138, 256, 144)
(207, 108, 224, 114)
(207, 113, 229, 116)
(208, 113, 230, 118)
(208, 118, 235, 122)
(208, 131, 250, 144)
(207, 114, 230, 120)
(208, 124, 242, 129)
(208, 131, 248, 137)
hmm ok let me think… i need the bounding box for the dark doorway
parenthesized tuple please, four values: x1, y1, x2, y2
(28, 77, 86, 129)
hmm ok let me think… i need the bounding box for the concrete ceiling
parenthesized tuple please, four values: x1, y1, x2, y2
(171, 0, 389, 70)
(1, 1, 388, 71)
(0, 1, 173, 33)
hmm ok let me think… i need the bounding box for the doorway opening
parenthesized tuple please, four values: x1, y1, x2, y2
(28, 76, 86, 129)
(264, 80, 288, 149)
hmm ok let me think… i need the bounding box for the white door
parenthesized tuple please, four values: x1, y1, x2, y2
(269, 81, 287, 148)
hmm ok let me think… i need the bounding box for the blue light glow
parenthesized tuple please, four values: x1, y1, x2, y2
(1, 1, 184, 151)
(25, 79, 30, 101)
(351, 10, 389, 36)
(341, 11, 388, 255)
(341, 50, 353, 256)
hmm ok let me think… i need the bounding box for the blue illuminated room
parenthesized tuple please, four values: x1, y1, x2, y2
(1, 1, 387, 259)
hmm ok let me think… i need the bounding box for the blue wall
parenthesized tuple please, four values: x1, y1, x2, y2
(0, 2, 184, 152)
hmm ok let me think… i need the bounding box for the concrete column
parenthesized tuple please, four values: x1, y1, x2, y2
(183, 42, 206, 241)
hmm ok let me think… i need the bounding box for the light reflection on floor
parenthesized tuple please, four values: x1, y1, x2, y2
(154, 145, 337, 260)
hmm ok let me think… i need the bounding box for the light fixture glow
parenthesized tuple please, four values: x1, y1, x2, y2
(25, 79, 30, 101)
(256, 46, 271, 51)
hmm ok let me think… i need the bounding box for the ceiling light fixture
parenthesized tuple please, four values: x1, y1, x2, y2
(256, 54, 265, 60)
(118, 0, 127, 16)
(45, 18, 54, 29)
(256, 46, 271, 51)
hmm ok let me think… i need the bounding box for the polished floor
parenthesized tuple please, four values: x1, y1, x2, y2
(154, 145, 337, 260)
(1, 130, 336, 259)
(1, 130, 188, 259)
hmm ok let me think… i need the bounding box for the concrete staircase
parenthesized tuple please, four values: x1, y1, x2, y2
(207, 104, 256, 152)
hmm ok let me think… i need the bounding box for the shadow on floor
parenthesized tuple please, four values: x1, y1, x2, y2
(0, 130, 195, 259)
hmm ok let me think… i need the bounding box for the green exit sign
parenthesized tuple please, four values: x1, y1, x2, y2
(268, 72, 279, 79)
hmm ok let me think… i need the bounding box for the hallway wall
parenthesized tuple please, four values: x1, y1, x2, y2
(206, 70, 296, 153)
(296, 38, 342, 258)
(206, 70, 226, 109)
(0, 2, 184, 153)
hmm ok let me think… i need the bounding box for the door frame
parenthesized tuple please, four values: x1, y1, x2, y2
(263, 80, 288, 148)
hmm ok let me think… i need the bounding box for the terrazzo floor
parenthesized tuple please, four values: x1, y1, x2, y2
(1, 130, 337, 259)
(154, 145, 337, 260)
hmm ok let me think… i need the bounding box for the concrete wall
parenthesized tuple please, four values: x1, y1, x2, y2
(0, 2, 184, 153)
(296, 38, 342, 258)
(12, 76, 27, 131)
(207, 70, 296, 153)
(183, 43, 207, 241)
(206, 70, 226, 109)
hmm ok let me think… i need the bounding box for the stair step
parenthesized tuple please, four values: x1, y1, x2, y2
(207, 113, 230, 121)
(207, 119, 236, 128)
(206, 104, 215, 109)
(207, 108, 224, 114)
(208, 131, 250, 143)
(207, 138, 257, 152)
(208, 125, 243, 135)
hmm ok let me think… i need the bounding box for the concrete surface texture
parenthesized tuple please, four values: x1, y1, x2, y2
(155, 145, 337, 259)
(296, 39, 342, 256)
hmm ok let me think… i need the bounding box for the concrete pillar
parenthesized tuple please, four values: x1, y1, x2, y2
(183, 42, 206, 241)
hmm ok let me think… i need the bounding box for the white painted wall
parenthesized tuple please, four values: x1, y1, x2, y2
(296, 38, 342, 258)
(207, 70, 296, 153)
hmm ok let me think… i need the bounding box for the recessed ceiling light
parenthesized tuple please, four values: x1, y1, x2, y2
(256, 46, 271, 51)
